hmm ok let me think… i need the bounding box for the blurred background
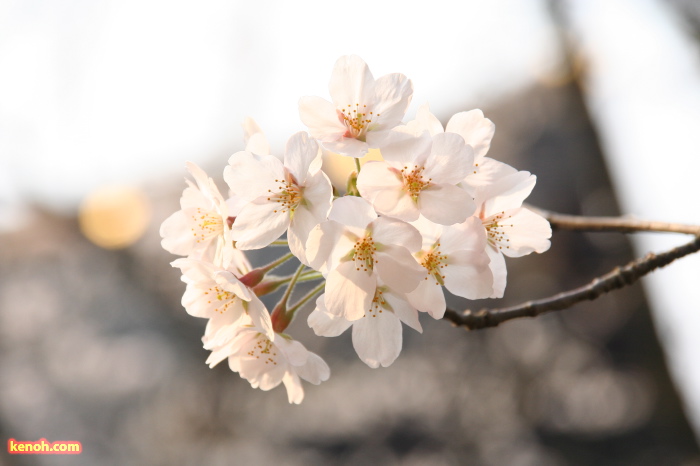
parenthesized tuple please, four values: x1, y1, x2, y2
(2, 0, 700, 464)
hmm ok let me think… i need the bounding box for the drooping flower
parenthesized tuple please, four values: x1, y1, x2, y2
(171, 258, 274, 341)
(406, 216, 493, 319)
(473, 165, 552, 297)
(306, 196, 425, 321)
(205, 325, 330, 404)
(299, 55, 413, 158)
(308, 287, 422, 368)
(224, 132, 333, 265)
(160, 162, 241, 268)
(356, 130, 476, 225)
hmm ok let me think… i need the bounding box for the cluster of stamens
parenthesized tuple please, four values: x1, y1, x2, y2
(483, 211, 512, 250)
(338, 103, 379, 140)
(202, 286, 236, 314)
(365, 288, 388, 318)
(190, 208, 223, 243)
(267, 177, 302, 214)
(247, 335, 278, 365)
(352, 236, 377, 272)
(419, 243, 448, 285)
(401, 165, 431, 201)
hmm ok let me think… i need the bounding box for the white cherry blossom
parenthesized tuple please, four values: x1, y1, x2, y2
(160, 162, 240, 268)
(205, 326, 330, 404)
(171, 258, 274, 341)
(406, 216, 493, 319)
(356, 130, 476, 225)
(306, 196, 425, 321)
(474, 166, 552, 298)
(224, 132, 332, 264)
(299, 55, 413, 158)
(308, 289, 422, 368)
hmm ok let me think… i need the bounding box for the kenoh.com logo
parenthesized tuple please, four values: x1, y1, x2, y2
(7, 438, 82, 455)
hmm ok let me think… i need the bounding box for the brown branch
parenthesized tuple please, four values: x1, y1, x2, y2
(444, 235, 700, 330)
(527, 205, 700, 235)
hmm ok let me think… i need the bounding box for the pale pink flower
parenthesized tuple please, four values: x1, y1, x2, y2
(306, 196, 425, 321)
(171, 258, 274, 341)
(299, 55, 413, 158)
(205, 326, 330, 404)
(224, 132, 332, 265)
(308, 289, 422, 368)
(356, 130, 476, 225)
(474, 165, 552, 297)
(160, 162, 241, 268)
(406, 216, 493, 319)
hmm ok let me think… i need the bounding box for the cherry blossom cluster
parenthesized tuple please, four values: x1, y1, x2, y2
(160, 55, 552, 403)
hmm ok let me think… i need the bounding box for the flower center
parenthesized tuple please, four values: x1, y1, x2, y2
(204, 286, 236, 314)
(191, 208, 224, 243)
(267, 177, 303, 214)
(401, 165, 431, 201)
(352, 236, 377, 272)
(248, 335, 279, 366)
(338, 103, 380, 141)
(418, 243, 448, 285)
(365, 287, 391, 317)
(482, 211, 512, 251)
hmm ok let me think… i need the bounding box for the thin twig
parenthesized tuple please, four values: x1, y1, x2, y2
(444, 235, 700, 330)
(528, 205, 700, 235)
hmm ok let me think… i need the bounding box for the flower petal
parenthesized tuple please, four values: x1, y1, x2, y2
(225, 152, 284, 200)
(418, 184, 474, 225)
(443, 250, 493, 300)
(406, 276, 446, 319)
(231, 199, 290, 250)
(294, 352, 331, 385)
(424, 132, 473, 185)
(298, 96, 347, 142)
(352, 310, 402, 368)
(284, 131, 320, 186)
(328, 195, 377, 229)
(500, 208, 552, 258)
(372, 72, 413, 128)
(486, 246, 507, 298)
(371, 217, 422, 252)
(308, 296, 353, 337)
(375, 244, 424, 293)
(325, 261, 375, 321)
(282, 371, 305, 404)
(328, 55, 376, 110)
(445, 109, 495, 159)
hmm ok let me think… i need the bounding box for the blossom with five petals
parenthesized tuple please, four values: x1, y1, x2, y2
(205, 325, 330, 404)
(306, 196, 425, 321)
(356, 130, 476, 225)
(406, 216, 493, 319)
(299, 55, 413, 158)
(224, 132, 333, 265)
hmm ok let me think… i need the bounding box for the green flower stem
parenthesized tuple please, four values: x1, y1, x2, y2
(270, 239, 289, 246)
(271, 263, 307, 333)
(260, 252, 295, 273)
(354, 157, 362, 174)
(287, 281, 326, 317)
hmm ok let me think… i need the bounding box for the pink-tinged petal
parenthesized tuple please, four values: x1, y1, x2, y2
(418, 184, 474, 225)
(352, 310, 402, 368)
(298, 96, 347, 142)
(371, 217, 422, 252)
(379, 129, 432, 167)
(482, 171, 537, 216)
(160, 211, 197, 255)
(445, 109, 495, 159)
(320, 137, 370, 158)
(284, 132, 320, 186)
(356, 161, 402, 203)
(372, 185, 418, 222)
(403, 103, 444, 136)
(226, 194, 248, 217)
(295, 352, 331, 384)
(179, 180, 208, 210)
(245, 133, 272, 157)
(443, 250, 493, 300)
(282, 371, 305, 404)
(328, 55, 376, 110)
(375, 244, 424, 293)
(171, 257, 214, 282)
(276, 336, 309, 366)
(409, 216, 443, 249)
(225, 152, 284, 200)
(372, 73, 413, 128)
(424, 132, 473, 185)
(328, 196, 376, 229)
(325, 261, 375, 321)
(486, 246, 507, 298)
(186, 162, 223, 204)
(288, 207, 320, 266)
(308, 296, 353, 337)
(466, 158, 518, 204)
(213, 270, 252, 301)
(383, 290, 423, 331)
(437, 217, 485, 254)
(231, 199, 290, 250)
(306, 221, 343, 273)
(245, 295, 274, 340)
(406, 276, 446, 318)
(500, 208, 552, 258)
(302, 170, 333, 220)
